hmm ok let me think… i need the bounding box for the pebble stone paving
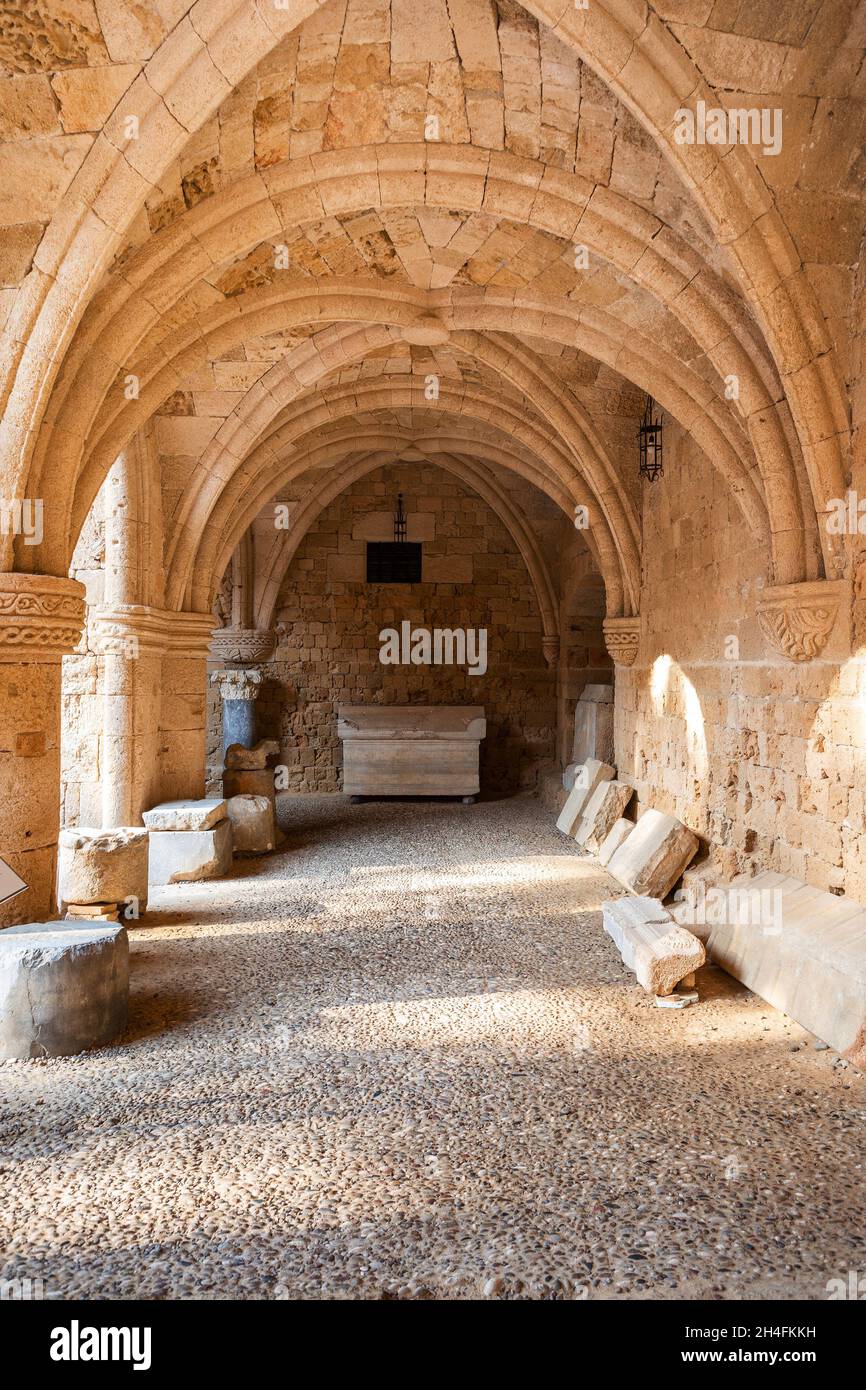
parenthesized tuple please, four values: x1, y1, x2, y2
(1, 795, 864, 1301)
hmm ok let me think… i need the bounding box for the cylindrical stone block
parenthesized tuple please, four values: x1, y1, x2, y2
(0, 922, 129, 1059)
(58, 827, 149, 913)
(226, 794, 275, 854)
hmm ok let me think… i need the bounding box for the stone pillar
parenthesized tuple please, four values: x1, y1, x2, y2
(211, 668, 263, 756)
(157, 612, 217, 805)
(92, 606, 216, 818)
(91, 610, 168, 827)
(0, 574, 86, 926)
(87, 445, 214, 821)
(88, 442, 165, 828)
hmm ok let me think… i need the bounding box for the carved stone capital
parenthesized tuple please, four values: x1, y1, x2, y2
(92, 605, 216, 659)
(0, 574, 86, 663)
(542, 635, 560, 668)
(757, 579, 844, 662)
(603, 615, 640, 667)
(210, 667, 263, 701)
(210, 627, 276, 663)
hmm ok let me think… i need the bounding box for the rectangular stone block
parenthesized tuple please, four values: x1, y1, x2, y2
(338, 705, 485, 797)
(142, 798, 227, 831)
(675, 869, 866, 1070)
(575, 780, 633, 852)
(58, 827, 149, 912)
(607, 808, 699, 899)
(572, 684, 614, 764)
(603, 897, 706, 996)
(555, 758, 614, 836)
(226, 794, 275, 855)
(148, 819, 233, 885)
(598, 817, 634, 867)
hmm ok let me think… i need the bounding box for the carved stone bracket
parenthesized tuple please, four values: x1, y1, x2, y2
(541, 635, 560, 668)
(602, 615, 640, 667)
(756, 579, 844, 662)
(210, 627, 276, 664)
(91, 605, 216, 659)
(0, 574, 86, 663)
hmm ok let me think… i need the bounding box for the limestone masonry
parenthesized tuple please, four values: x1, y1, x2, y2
(1, 0, 866, 1310)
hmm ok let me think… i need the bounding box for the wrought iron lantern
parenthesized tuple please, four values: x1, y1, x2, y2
(393, 492, 407, 541)
(638, 395, 663, 482)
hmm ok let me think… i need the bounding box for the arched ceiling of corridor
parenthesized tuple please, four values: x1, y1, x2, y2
(2, 0, 865, 610)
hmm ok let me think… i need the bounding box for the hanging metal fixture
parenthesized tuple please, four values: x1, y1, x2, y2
(638, 394, 664, 483)
(393, 491, 407, 541)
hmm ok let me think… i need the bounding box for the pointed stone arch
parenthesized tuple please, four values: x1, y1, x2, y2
(246, 450, 561, 655)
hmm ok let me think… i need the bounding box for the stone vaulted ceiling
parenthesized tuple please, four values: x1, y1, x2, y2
(2, 0, 866, 621)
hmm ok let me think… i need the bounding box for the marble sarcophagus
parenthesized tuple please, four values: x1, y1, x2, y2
(337, 705, 486, 799)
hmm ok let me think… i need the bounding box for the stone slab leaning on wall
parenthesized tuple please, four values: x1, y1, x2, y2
(673, 869, 866, 1070)
(606, 809, 699, 900)
(556, 759, 615, 836)
(574, 781, 633, 853)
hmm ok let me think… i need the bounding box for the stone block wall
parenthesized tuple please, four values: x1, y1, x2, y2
(615, 420, 862, 898)
(210, 463, 559, 794)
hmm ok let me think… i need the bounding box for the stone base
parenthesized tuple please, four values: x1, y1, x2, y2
(0, 921, 129, 1059)
(148, 819, 233, 884)
(57, 827, 149, 914)
(225, 739, 280, 770)
(226, 794, 275, 854)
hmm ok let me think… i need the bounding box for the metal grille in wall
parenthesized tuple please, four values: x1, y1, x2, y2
(365, 542, 422, 583)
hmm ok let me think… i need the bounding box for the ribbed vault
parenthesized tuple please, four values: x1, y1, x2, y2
(0, 0, 859, 603)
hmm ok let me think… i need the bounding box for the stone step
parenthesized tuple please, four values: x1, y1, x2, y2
(226, 793, 275, 855)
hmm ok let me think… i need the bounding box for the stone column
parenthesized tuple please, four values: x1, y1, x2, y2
(211, 668, 263, 756)
(0, 574, 86, 926)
